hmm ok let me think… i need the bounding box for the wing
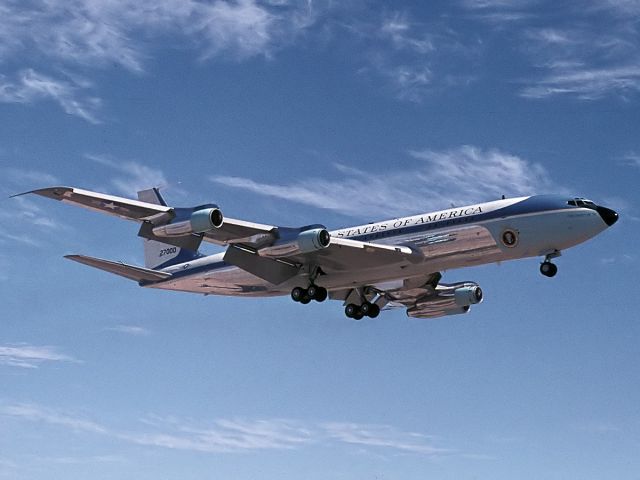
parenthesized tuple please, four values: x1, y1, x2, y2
(23, 186, 428, 285)
(65, 254, 172, 283)
(20, 186, 172, 221)
(20, 186, 278, 249)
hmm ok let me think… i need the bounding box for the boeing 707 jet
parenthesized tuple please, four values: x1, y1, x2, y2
(19, 187, 618, 320)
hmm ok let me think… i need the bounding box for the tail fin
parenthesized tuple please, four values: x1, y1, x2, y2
(138, 188, 202, 270)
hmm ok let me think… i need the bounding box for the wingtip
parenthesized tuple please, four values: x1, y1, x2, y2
(10, 186, 73, 201)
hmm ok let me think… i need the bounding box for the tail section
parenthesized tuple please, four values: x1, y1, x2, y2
(138, 188, 202, 269)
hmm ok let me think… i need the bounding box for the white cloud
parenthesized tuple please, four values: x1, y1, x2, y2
(0, 403, 106, 433)
(85, 154, 168, 196)
(520, 65, 640, 100)
(2, 189, 68, 237)
(3, 167, 59, 187)
(211, 145, 558, 219)
(0, 344, 77, 369)
(1, 403, 458, 457)
(0, 0, 319, 70)
(322, 422, 450, 455)
(355, 10, 476, 103)
(103, 325, 150, 336)
(0, 69, 101, 123)
(193, 0, 278, 60)
(622, 152, 640, 168)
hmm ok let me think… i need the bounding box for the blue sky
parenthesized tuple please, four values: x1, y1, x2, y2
(1, 0, 639, 478)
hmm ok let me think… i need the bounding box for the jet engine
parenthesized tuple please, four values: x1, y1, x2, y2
(258, 228, 331, 258)
(407, 282, 482, 319)
(151, 207, 224, 237)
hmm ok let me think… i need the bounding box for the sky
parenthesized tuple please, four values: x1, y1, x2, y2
(0, 0, 639, 478)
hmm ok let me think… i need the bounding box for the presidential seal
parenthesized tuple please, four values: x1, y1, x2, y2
(501, 229, 518, 247)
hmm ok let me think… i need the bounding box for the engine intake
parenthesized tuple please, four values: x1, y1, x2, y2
(258, 228, 330, 258)
(454, 285, 483, 307)
(152, 207, 224, 237)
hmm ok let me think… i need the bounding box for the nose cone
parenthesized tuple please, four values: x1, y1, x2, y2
(596, 206, 619, 227)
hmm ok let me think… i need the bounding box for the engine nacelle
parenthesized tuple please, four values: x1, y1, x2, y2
(408, 282, 483, 319)
(407, 304, 470, 319)
(258, 228, 330, 258)
(152, 208, 224, 237)
(454, 285, 483, 307)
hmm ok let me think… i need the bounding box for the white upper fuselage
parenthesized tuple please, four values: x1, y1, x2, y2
(151, 195, 613, 297)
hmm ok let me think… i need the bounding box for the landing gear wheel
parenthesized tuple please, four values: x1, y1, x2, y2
(366, 303, 380, 318)
(307, 285, 328, 302)
(352, 311, 364, 321)
(540, 262, 558, 277)
(300, 294, 311, 305)
(291, 287, 306, 302)
(345, 304, 359, 318)
(315, 287, 328, 302)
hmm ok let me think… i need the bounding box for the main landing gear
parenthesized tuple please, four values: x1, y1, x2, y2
(291, 285, 328, 304)
(540, 250, 560, 278)
(344, 301, 380, 320)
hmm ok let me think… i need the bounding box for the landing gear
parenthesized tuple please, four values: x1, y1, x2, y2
(291, 285, 328, 304)
(344, 301, 380, 320)
(540, 250, 560, 278)
(540, 261, 558, 277)
(360, 302, 380, 318)
(307, 285, 327, 302)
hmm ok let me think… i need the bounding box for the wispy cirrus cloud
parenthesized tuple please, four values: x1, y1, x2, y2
(0, 69, 102, 123)
(211, 145, 558, 218)
(85, 154, 168, 196)
(3, 167, 59, 187)
(103, 325, 150, 336)
(354, 10, 477, 102)
(0, 0, 323, 121)
(323, 422, 448, 455)
(0, 344, 77, 369)
(0, 0, 319, 70)
(0, 402, 460, 457)
(461, 1, 640, 100)
(621, 152, 640, 169)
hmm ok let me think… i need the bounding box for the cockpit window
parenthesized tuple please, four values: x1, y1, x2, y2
(568, 198, 595, 207)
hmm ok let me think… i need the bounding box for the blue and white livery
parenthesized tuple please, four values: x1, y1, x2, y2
(19, 187, 618, 320)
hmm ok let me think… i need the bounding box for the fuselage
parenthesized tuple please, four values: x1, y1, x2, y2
(149, 195, 617, 296)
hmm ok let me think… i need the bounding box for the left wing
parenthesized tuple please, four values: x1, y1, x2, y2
(19, 186, 278, 249)
(23, 186, 425, 282)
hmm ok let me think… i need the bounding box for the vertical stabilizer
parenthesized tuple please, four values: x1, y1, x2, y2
(138, 188, 201, 269)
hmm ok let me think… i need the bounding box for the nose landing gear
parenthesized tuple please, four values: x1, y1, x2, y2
(540, 261, 558, 277)
(540, 250, 561, 278)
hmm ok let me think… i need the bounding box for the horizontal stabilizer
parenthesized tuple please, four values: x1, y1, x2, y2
(64, 255, 172, 283)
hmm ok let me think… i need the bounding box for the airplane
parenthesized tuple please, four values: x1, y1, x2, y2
(18, 186, 618, 320)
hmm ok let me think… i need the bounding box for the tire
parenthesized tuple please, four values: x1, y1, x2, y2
(314, 287, 328, 302)
(291, 287, 305, 302)
(367, 304, 380, 318)
(345, 304, 358, 318)
(540, 262, 557, 277)
(307, 285, 318, 299)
